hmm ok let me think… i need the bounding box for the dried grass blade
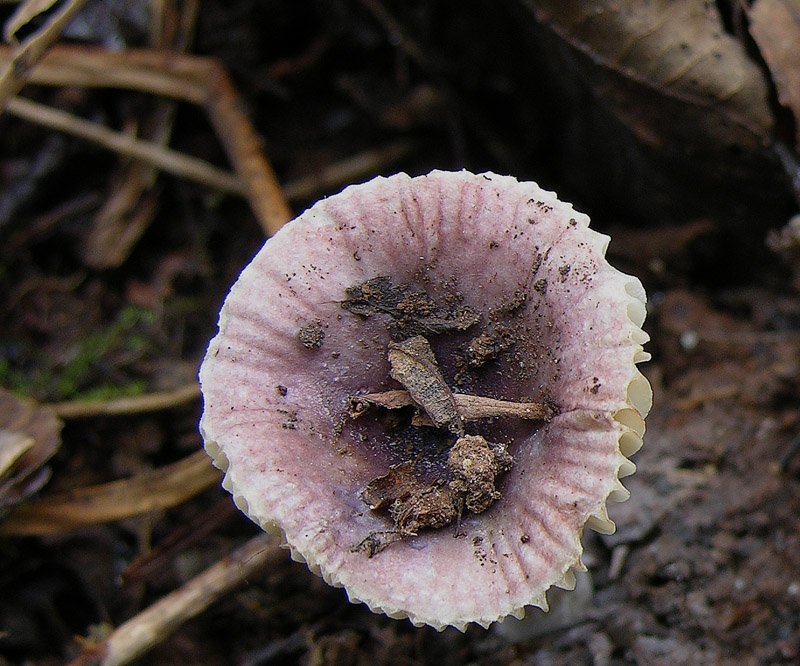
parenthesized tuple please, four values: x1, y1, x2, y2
(0, 0, 91, 110)
(71, 533, 280, 666)
(0, 450, 220, 536)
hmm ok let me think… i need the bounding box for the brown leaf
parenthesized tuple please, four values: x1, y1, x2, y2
(360, 462, 419, 511)
(0, 388, 63, 509)
(0, 450, 221, 536)
(0, 432, 34, 478)
(525, 0, 772, 149)
(749, 0, 800, 151)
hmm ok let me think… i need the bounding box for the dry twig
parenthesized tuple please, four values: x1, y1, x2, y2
(0, 0, 91, 110)
(0, 450, 219, 536)
(69, 533, 280, 666)
(351, 389, 552, 423)
(6, 96, 245, 194)
(48, 383, 200, 419)
(83, 0, 200, 269)
(0, 45, 291, 236)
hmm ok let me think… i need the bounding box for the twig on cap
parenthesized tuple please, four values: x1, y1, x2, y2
(349, 389, 554, 424)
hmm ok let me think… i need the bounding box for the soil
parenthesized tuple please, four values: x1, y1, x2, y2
(342, 275, 482, 339)
(297, 320, 326, 349)
(2, 2, 800, 665)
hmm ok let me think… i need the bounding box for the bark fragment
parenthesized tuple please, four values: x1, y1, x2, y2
(387, 335, 463, 434)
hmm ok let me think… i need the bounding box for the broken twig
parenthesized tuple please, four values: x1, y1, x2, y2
(48, 383, 200, 419)
(6, 96, 245, 195)
(69, 533, 280, 666)
(0, 46, 291, 236)
(0, 0, 91, 111)
(349, 389, 553, 423)
(0, 450, 218, 536)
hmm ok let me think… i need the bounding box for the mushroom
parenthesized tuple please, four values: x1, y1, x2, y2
(199, 170, 651, 630)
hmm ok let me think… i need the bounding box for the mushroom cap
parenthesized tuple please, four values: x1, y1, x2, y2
(199, 170, 651, 630)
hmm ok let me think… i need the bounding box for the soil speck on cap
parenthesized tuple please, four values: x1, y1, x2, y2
(496, 289, 528, 316)
(457, 323, 514, 376)
(278, 409, 299, 429)
(297, 320, 325, 349)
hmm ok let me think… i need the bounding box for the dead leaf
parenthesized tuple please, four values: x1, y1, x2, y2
(524, 0, 772, 148)
(0, 432, 35, 478)
(749, 0, 800, 151)
(0, 450, 221, 536)
(388, 335, 462, 433)
(516, 0, 791, 223)
(0, 388, 63, 509)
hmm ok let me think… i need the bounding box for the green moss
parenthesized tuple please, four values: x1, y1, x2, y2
(1, 305, 162, 402)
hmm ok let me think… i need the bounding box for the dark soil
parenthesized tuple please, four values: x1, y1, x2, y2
(2, 1, 800, 665)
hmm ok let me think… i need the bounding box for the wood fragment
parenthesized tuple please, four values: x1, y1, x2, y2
(0, 450, 219, 536)
(387, 336, 462, 434)
(68, 533, 280, 666)
(350, 389, 553, 423)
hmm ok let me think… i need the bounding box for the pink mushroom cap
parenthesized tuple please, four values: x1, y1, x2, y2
(199, 170, 651, 630)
